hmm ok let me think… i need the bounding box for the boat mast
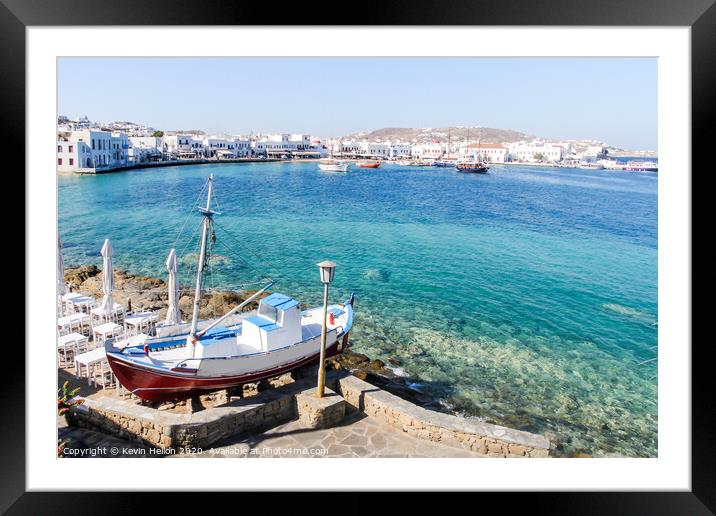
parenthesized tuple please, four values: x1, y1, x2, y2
(189, 174, 215, 343)
(466, 127, 470, 162)
(447, 127, 451, 160)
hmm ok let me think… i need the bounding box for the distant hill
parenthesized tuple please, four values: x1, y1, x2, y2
(341, 126, 656, 156)
(343, 126, 536, 144)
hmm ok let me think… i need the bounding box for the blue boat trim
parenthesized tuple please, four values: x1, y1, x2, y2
(261, 293, 299, 310)
(245, 315, 281, 332)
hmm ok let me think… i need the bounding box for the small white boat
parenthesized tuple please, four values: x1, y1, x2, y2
(577, 162, 605, 170)
(624, 160, 658, 172)
(599, 159, 625, 170)
(318, 160, 350, 172)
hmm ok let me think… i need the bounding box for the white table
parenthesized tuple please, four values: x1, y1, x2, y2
(92, 321, 123, 345)
(74, 347, 107, 386)
(91, 303, 125, 324)
(58, 332, 88, 350)
(124, 312, 159, 335)
(66, 295, 95, 314)
(57, 312, 91, 334)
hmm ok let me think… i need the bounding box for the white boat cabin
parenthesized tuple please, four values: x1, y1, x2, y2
(190, 293, 302, 359)
(240, 293, 302, 351)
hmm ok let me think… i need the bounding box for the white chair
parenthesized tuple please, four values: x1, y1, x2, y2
(57, 332, 89, 368)
(92, 360, 116, 389)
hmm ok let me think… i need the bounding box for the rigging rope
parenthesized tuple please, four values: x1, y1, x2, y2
(211, 219, 287, 286)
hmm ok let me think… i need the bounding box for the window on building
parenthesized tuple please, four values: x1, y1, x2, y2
(57, 145, 62, 153)
(69, 158, 74, 166)
(58, 158, 62, 165)
(69, 145, 74, 153)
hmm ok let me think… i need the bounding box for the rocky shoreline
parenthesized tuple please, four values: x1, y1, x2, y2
(63, 265, 434, 410)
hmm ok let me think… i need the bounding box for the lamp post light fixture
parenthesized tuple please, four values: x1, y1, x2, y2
(316, 260, 336, 398)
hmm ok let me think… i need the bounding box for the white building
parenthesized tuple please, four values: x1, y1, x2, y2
(388, 143, 412, 159)
(507, 142, 563, 163)
(110, 132, 130, 166)
(203, 137, 236, 158)
(163, 134, 205, 158)
(461, 143, 508, 163)
(231, 138, 252, 157)
(253, 134, 315, 157)
(327, 140, 360, 157)
(580, 145, 607, 162)
(57, 129, 129, 172)
(357, 142, 389, 159)
(411, 143, 446, 161)
(129, 136, 164, 163)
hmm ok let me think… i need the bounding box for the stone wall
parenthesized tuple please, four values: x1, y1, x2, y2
(68, 371, 550, 457)
(329, 373, 550, 458)
(67, 380, 309, 451)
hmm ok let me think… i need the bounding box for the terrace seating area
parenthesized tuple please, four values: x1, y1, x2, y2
(57, 291, 160, 392)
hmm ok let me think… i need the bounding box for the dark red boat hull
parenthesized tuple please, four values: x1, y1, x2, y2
(106, 336, 348, 403)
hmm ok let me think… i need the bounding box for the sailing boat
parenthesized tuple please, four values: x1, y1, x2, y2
(318, 139, 350, 172)
(456, 129, 489, 174)
(105, 175, 355, 402)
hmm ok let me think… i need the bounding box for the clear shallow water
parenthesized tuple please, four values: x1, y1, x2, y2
(58, 162, 658, 457)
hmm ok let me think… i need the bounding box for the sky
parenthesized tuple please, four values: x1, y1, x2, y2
(58, 57, 657, 150)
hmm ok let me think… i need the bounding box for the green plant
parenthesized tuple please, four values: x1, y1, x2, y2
(152, 130, 164, 137)
(57, 438, 68, 458)
(57, 381, 83, 417)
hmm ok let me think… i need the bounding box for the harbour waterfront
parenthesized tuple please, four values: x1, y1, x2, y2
(58, 161, 658, 457)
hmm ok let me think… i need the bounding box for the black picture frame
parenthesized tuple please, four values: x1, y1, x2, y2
(5, 0, 713, 512)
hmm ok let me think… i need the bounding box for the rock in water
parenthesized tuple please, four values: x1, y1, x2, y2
(369, 359, 385, 371)
(64, 265, 100, 288)
(363, 268, 391, 282)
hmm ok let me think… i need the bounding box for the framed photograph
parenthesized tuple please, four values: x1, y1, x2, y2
(7, 0, 713, 510)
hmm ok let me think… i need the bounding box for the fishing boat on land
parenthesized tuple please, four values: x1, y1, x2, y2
(357, 161, 380, 169)
(105, 175, 355, 402)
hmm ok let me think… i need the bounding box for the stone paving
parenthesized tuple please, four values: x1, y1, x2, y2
(182, 409, 484, 458)
(58, 416, 151, 458)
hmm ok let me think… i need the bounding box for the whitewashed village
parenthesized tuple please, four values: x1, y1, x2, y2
(57, 115, 656, 175)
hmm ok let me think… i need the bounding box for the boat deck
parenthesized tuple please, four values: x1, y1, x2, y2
(116, 304, 349, 369)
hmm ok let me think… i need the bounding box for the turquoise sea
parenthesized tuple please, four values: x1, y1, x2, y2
(58, 162, 658, 457)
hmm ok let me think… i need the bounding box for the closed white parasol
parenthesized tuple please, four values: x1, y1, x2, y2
(164, 248, 181, 325)
(99, 239, 114, 314)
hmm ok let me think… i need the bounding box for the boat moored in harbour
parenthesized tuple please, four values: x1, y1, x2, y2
(577, 161, 605, 170)
(318, 159, 351, 172)
(624, 160, 658, 172)
(456, 161, 489, 174)
(357, 161, 380, 169)
(433, 160, 456, 168)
